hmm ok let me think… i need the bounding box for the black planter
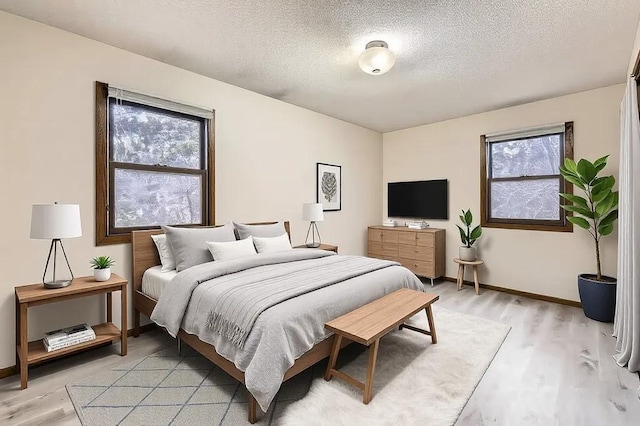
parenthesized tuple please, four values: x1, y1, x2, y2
(577, 274, 617, 322)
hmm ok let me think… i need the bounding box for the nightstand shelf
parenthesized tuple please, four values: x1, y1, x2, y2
(20, 322, 121, 365)
(15, 274, 128, 389)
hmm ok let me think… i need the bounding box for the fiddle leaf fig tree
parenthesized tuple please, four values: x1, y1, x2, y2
(559, 155, 618, 281)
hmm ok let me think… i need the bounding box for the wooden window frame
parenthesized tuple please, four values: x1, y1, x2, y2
(95, 82, 215, 245)
(480, 122, 574, 232)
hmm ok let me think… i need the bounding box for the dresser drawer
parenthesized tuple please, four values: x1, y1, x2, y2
(398, 231, 417, 245)
(398, 244, 434, 260)
(381, 230, 399, 243)
(416, 232, 434, 247)
(400, 259, 436, 278)
(368, 241, 398, 257)
(368, 253, 397, 262)
(368, 229, 383, 242)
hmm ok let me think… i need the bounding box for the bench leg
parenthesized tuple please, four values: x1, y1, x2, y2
(425, 305, 437, 344)
(324, 334, 342, 381)
(363, 339, 380, 404)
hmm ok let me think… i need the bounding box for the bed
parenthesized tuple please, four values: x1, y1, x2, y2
(131, 222, 424, 423)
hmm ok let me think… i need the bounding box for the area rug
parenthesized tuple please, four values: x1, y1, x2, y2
(67, 307, 509, 425)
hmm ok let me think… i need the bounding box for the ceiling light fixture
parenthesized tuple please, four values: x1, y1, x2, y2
(358, 40, 396, 75)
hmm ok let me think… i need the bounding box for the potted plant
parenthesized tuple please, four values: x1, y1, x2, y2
(90, 256, 115, 282)
(559, 155, 618, 322)
(456, 209, 482, 261)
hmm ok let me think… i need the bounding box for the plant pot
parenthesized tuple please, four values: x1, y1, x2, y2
(577, 274, 617, 322)
(94, 267, 111, 282)
(459, 246, 477, 261)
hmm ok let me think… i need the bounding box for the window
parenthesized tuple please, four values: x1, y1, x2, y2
(480, 122, 573, 232)
(96, 82, 215, 245)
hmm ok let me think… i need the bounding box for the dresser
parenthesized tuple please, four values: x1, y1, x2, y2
(368, 226, 446, 285)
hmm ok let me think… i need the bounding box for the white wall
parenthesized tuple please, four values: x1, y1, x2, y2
(383, 84, 624, 302)
(627, 17, 640, 75)
(0, 12, 382, 370)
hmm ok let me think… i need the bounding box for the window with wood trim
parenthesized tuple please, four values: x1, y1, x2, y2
(96, 82, 215, 245)
(480, 122, 573, 232)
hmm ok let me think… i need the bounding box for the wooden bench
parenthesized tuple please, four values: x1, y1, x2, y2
(324, 288, 439, 403)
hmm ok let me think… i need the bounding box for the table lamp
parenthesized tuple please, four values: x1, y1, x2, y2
(30, 202, 82, 288)
(302, 203, 324, 248)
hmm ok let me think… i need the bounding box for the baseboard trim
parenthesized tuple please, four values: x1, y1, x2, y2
(442, 276, 582, 308)
(0, 323, 158, 380)
(0, 365, 15, 380)
(128, 323, 157, 337)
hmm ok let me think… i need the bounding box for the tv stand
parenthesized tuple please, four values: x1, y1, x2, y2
(367, 226, 445, 286)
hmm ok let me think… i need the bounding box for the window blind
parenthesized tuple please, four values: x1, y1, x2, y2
(485, 123, 566, 143)
(108, 86, 214, 119)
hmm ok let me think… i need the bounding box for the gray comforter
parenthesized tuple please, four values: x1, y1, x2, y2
(151, 249, 424, 411)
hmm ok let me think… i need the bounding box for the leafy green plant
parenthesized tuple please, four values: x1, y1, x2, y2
(559, 156, 618, 281)
(456, 209, 482, 248)
(90, 256, 115, 270)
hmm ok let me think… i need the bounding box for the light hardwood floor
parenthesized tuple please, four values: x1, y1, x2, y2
(0, 281, 638, 425)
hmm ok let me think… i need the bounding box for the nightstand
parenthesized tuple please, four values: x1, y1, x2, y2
(294, 243, 338, 254)
(15, 274, 128, 389)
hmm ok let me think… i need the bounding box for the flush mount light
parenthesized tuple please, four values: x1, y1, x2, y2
(358, 40, 396, 75)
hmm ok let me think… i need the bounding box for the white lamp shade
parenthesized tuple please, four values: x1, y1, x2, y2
(30, 204, 82, 239)
(302, 203, 324, 222)
(359, 44, 396, 75)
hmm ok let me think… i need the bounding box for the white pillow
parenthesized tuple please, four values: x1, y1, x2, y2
(151, 234, 176, 272)
(253, 233, 292, 253)
(206, 236, 257, 261)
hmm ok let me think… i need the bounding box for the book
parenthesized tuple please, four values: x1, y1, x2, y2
(43, 334, 96, 352)
(44, 323, 95, 345)
(407, 221, 429, 229)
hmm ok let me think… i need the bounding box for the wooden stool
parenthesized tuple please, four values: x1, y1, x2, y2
(454, 258, 484, 295)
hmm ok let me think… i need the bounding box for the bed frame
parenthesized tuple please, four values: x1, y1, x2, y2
(131, 222, 346, 423)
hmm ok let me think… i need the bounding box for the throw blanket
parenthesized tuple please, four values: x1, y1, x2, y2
(151, 249, 337, 337)
(205, 255, 399, 348)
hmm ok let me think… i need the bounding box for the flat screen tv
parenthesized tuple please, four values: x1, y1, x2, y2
(387, 179, 448, 219)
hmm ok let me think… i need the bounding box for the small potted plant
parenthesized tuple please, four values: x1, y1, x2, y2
(456, 209, 482, 261)
(90, 256, 115, 282)
(559, 156, 618, 322)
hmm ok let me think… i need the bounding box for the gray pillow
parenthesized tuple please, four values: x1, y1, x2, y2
(233, 221, 287, 240)
(162, 224, 236, 272)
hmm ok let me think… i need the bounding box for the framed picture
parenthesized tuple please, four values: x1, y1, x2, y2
(316, 163, 341, 211)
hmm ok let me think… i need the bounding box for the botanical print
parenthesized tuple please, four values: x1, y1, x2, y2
(321, 172, 337, 202)
(317, 163, 341, 211)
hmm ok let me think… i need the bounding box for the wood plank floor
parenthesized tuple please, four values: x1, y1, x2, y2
(0, 281, 638, 425)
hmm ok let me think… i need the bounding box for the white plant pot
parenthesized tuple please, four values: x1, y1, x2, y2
(459, 246, 477, 262)
(94, 267, 111, 282)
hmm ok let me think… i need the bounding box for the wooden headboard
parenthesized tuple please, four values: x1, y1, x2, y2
(131, 221, 291, 293)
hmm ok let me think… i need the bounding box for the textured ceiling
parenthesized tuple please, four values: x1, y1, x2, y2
(1, 1, 639, 132)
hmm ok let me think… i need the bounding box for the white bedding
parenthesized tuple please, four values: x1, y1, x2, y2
(150, 251, 424, 411)
(141, 266, 177, 300)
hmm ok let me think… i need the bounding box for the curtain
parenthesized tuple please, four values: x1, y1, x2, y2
(613, 79, 640, 374)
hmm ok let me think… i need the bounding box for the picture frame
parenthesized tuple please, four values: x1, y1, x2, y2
(316, 163, 341, 211)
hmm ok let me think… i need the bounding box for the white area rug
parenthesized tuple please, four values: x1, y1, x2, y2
(278, 307, 510, 425)
(66, 307, 509, 425)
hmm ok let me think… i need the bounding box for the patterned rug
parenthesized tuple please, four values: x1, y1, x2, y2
(67, 307, 510, 425)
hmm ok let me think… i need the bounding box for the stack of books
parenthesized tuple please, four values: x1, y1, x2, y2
(407, 221, 429, 229)
(43, 323, 96, 352)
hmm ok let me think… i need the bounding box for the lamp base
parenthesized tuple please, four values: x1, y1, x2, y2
(305, 222, 322, 248)
(44, 279, 72, 289)
(41, 239, 75, 289)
